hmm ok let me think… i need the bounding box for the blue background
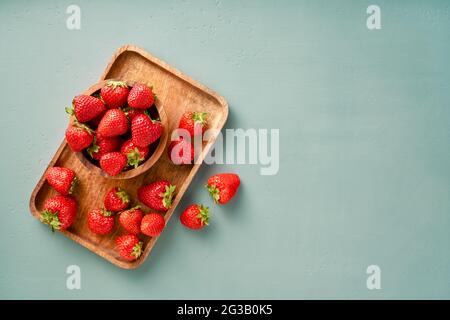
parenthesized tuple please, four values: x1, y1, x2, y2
(0, 0, 449, 299)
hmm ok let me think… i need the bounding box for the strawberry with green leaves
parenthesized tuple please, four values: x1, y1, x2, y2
(140, 213, 165, 237)
(138, 180, 176, 212)
(121, 139, 149, 168)
(87, 208, 115, 235)
(119, 206, 144, 235)
(206, 173, 240, 205)
(65, 122, 94, 152)
(99, 152, 127, 176)
(87, 135, 123, 161)
(104, 187, 130, 212)
(131, 113, 163, 147)
(115, 234, 143, 261)
(100, 80, 129, 109)
(180, 204, 209, 230)
(168, 137, 194, 165)
(127, 83, 155, 109)
(45, 167, 78, 195)
(66, 95, 106, 123)
(123, 107, 144, 121)
(179, 111, 208, 137)
(97, 109, 129, 138)
(40, 195, 77, 231)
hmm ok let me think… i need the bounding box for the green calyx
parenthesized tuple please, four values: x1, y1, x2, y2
(40, 210, 61, 231)
(126, 148, 144, 169)
(193, 112, 208, 125)
(115, 188, 130, 204)
(101, 208, 113, 217)
(131, 241, 143, 259)
(87, 137, 99, 158)
(196, 205, 210, 226)
(65, 106, 75, 116)
(72, 119, 94, 135)
(68, 176, 78, 195)
(106, 80, 128, 89)
(161, 185, 176, 209)
(206, 184, 220, 204)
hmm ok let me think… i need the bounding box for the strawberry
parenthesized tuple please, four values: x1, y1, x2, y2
(99, 152, 127, 176)
(100, 80, 129, 109)
(115, 234, 143, 261)
(45, 167, 78, 195)
(121, 139, 149, 168)
(179, 112, 208, 137)
(138, 181, 176, 212)
(123, 107, 144, 121)
(87, 208, 115, 235)
(40, 195, 77, 231)
(206, 173, 240, 204)
(127, 83, 154, 109)
(66, 95, 106, 123)
(140, 213, 165, 237)
(65, 122, 94, 152)
(168, 137, 194, 165)
(87, 135, 123, 161)
(119, 206, 144, 235)
(180, 204, 209, 230)
(131, 114, 163, 147)
(97, 109, 129, 138)
(104, 187, 130, 212)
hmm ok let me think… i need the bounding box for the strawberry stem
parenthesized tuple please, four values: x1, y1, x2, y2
(196, 205, 210, 226)
(40, 210, 61, 231)
(206, 184, 220, 204)
(162, 185, 176, 209)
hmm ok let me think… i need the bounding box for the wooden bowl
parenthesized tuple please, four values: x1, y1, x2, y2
(72, 80, 168, 179)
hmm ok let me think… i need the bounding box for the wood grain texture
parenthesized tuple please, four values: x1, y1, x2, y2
(29, 45, 228, 269)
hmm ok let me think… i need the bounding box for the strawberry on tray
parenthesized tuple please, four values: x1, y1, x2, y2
(29, 45, 229, 269)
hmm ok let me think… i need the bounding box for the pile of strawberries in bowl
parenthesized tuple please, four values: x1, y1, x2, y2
(65, 80, 164, 177)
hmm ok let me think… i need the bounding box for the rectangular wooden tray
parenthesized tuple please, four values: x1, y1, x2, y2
(29, 45, 228, 269)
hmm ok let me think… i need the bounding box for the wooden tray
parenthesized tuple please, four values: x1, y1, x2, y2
(29, 45, 228, 269)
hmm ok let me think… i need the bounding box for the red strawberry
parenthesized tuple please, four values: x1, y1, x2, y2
(89, 113, 103, 129)
(66, 95, 106, 123)
(40, 195, 77, 231)
(104, 187, 130, 212)
(87, 208, 115, 235)
(127, 83, 154, 109)
(179, 112, 208, 137)
(65, 122, 94, 152)
(138, 181, 176, 212)
(131, 114, 163, 147)
(97, 109, 129, 138)
(168, 137, 194, 165)
(87, 135, 123, 161)
(121, 139, 149, 168)
(119, 207, 144, 235)
(100, 80, 129, 109)
(206, 173, 240, 204)
(180, 204, 209, 230)
(140, 213, 165, 237)
(115, 234, 143, 261)
(99, 152, 127, 176)
(45, 167, 78, 195)
(123, 107, 144, 121)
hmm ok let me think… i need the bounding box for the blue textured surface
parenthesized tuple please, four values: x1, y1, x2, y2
(0, 0, 449, 299)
